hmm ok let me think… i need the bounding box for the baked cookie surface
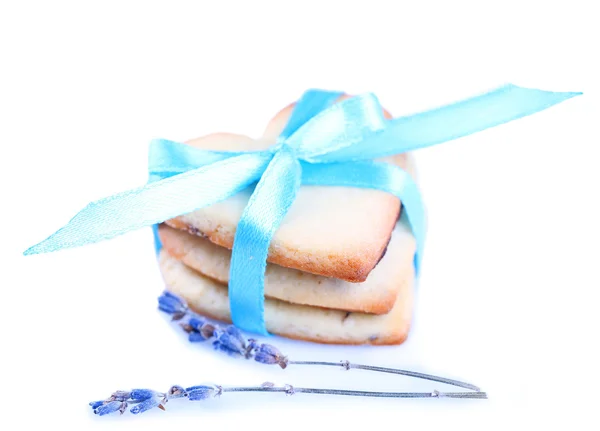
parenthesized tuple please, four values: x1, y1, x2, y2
(159, 216, 416, 314)
(158, 250, 414, 345)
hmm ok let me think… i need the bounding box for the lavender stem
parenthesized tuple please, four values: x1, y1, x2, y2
(287, 360, 480, 391)
(222, 386, 488, 399)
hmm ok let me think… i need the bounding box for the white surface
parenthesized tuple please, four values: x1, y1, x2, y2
(2, 1, 598, 429)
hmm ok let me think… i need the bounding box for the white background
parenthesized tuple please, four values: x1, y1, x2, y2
(2, 1, 598, 429)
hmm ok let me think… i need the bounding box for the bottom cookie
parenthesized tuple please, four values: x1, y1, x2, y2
(158, 250, 414, 345)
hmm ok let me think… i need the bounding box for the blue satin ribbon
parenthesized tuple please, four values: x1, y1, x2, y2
(24, 84, 581, 336)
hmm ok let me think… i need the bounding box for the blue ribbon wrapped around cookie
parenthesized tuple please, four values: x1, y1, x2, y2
(25, 84, 581, 336)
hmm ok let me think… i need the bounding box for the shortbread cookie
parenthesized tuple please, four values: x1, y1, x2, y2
(158, 215, 416, 314)
(166, 96, 412, 283)
(158, 250, 414, 345)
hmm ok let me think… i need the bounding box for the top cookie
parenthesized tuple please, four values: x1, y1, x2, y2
(166, 96, 411, 282)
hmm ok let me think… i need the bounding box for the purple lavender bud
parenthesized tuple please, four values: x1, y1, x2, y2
(110, 390, 131, 401)
(186, 385, 215, 401)
(188, 317, 205, 330)
(158, 292, 187, 315)
(130, 389, 157, 402)
(157, 294, 178, 308)
(167, 385, 187, 399)
(213, 336, 238, 355)
(158, 298, 182, 314)
(130, 397, 160, 415)
(89, 400, 105, 409)
(254, 351, 278, 365)
(189, 331, 207, 342)
(257, 343, 280, 356)
(94, 400, 123, 416)
(185, 385, 212, 391)
(213, 325, 247, 356)
(226, 325, 245, 342)
(162, 291, 183, 301)
(254, 344, 288, 368)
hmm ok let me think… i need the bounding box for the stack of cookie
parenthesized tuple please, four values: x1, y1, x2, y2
(157, 97, 418, 345)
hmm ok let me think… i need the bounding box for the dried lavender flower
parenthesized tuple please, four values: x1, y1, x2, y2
(189, 332, 207, 343)
(89, 400, 105, 409)
(130, 389, 159, 402)
(91, 383, 487, 417)
(186, 385, 218, 401)
(130, 398, 160, 415)
(212, 326, 247, 356)
(254, 343, 288, 369)
(167, 385, 187, 399)
(94, 400, 125, 416)
(109, 390, 131, 402)
(188, 317, 205, 330)
(158, 292, 187, 317)
(162, 291, 184, 302)
(181, 315, 214, 342)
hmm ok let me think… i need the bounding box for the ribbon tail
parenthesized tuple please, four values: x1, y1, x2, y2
(149, 138, 251, 177)
(147, 139, 251, 255)
(302, 161, 425, 273)
(288, 93, 386, 161)
(318, 84, 582, 162)
(24, 153, 272, 255)
(228, 147, 301, 335)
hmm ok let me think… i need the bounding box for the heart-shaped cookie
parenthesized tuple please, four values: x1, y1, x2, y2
(159, 213, 416, 314)
(159, 250, 414, 345)
(165, 96, 411, 282)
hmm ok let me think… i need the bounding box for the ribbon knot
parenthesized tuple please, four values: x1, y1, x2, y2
(269, 140, 295, 157)
(24, 85, 581, 336)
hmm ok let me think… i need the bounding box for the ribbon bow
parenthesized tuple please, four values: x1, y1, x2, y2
(25, 85, 580, 335)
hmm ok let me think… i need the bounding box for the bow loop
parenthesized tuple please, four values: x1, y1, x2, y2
(285, 93, 387, 162)
(278, 89, 343, 140)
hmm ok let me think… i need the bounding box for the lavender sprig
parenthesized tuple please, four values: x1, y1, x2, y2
(91, 383, 487, 416)
(158, 291, 482, 391)
(89, 292, 486, 417)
